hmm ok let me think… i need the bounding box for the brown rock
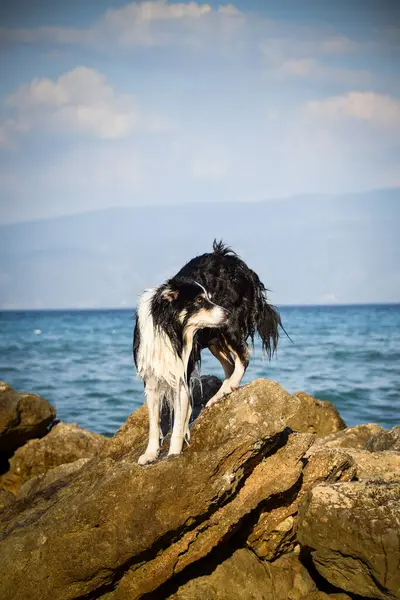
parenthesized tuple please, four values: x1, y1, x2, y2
(0, 470, 23, 495)
(287, 391, 346, 438)
(9, 422, 106, 487)
(0, 379, 308, 600)
(366, 426, 400, 452)
(168, 548, 272, 600)
(247, 447, 356, 560)
(313, 423, 383, 450)
(297, 481, 400, 600)
(168, 550, 350, 600)
(0, 381, 55, 461)
(263, 552, 318, 600)
(302, 448, 357, 488)
(0, 488, 15, 510)
(342, 449, 400, 483)
(110, 431, 314, 599)
(17, 458, 90, 500)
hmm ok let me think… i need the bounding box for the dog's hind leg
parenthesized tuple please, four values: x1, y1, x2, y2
(206, 342, 249, 407)
(138, 378, 162, 465)
(168, 380, 191, 456)
(209, 341, 235, 379)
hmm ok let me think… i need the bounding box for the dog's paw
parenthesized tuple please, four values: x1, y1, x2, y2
(205, 395, 222, 408)
(138, 451, 158, 465)
(167, 450, 182, 458)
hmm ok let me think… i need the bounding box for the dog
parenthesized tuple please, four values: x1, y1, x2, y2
(133, 240, 282, 465)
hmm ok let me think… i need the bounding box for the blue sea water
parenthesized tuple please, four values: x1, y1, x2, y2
(0, 305, 399, 437)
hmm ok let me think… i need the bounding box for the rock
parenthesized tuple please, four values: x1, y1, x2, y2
(263, 552, 318, 600)
(17, 458, 90, 500)
(307, 424, 400, 482)
(341, 449, 400, 483)
(168, 550, 352, 600)
(167, 548, 272, 600)
(247, 447, 356, 560)
(0, 379, 314, 600)
(366, 426, 400, 452)
(8, 422, 106, 489)
(0, 488, 15, 510)
(287, 391, 346, 438)
(297, 481, 400, 600)
(0, 470, 23, 496)
(313, 423, 383, 449)
(0, 381, 56, 466)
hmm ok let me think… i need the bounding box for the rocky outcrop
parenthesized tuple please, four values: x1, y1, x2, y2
(286, 391, 346, 437)
(246, 446, 356, 560)
(0, 381, 55, 467)
(167, 547, 273, 600)
(309, 423, 400, 483)
(366, 425, 400, 452)
(313, 423, 384, 449)
(0, 377, 399, 600)
(8, 422, 106, 488)
(0, 380, 311, 600)
(298, 481, 400, 600)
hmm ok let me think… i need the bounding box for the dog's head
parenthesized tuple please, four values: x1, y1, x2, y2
(162, 279, 228, 331)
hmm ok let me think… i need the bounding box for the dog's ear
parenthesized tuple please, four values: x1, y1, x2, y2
(162, 287, 179, 302)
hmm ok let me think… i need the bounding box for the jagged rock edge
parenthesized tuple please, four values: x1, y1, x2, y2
(73, 429, 290, 599)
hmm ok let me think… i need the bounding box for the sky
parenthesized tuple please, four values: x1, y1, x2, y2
(0, 0, 399, 225)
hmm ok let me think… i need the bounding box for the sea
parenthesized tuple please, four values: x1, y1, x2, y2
(0, 305, 399, 437)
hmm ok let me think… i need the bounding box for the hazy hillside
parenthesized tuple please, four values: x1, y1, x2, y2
(0, 189, 399, 308)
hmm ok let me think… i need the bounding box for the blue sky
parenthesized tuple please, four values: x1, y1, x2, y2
(0, 0, 399, 224)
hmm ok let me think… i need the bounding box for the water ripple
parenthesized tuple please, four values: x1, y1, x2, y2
(0, 305, 399, 435)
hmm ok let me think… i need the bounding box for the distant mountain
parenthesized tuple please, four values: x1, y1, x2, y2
(0, 189, 399, 308)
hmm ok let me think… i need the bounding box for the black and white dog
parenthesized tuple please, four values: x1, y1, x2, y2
(133, 240, 282, 465)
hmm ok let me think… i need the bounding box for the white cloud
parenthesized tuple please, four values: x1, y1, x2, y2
(306, 92, 400, 128)
(104, 0, 213, 23)
(275, 58, 371, 86)
(99, 1, 245, 48)
(259, 32, 362, 65)
(1, 67, 167, 146)
(0, 2, 244, 49)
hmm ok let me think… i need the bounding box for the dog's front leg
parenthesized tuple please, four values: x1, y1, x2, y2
(138, 378, 161, 465)
(168, 380, 191, 456)
(206, 344, 248, 407)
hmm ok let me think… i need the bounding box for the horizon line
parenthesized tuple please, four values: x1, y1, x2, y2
(1, 302, 399, 313)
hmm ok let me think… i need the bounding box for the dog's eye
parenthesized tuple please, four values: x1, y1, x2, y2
(195, 297, 202, 303)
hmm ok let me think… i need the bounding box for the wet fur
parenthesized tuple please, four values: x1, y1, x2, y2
(133, 240, 282, 464)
